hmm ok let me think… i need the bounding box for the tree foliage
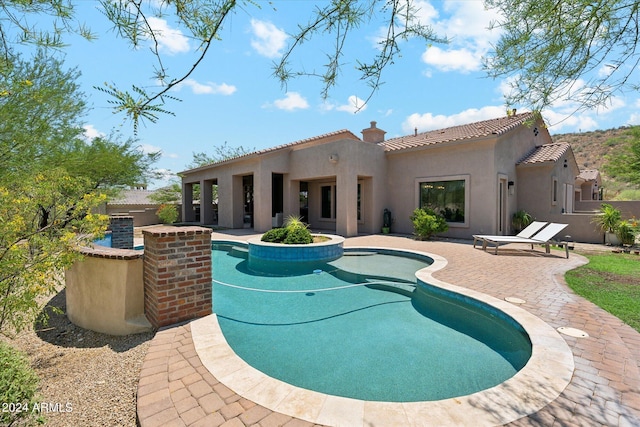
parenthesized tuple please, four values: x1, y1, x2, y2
(0, 52, 158, 336)
(485, 0, 640, 112)
(188, 141, 255, 169)
(0, 1, 446, 129)
(604, 126, 640, 186)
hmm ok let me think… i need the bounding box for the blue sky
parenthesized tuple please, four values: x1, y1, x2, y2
(55, 1, 639, 188)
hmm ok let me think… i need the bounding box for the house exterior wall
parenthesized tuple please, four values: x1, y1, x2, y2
(181, 137, 385, 237)
(385, 138, 498, 238)
(180, 115, 586, 241)
(384, 119, 549, 238)
(517, 150, 580, 220)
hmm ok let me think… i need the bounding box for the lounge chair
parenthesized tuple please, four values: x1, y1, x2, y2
(476, 222, 569, 257)
(472, 221, 548, 249)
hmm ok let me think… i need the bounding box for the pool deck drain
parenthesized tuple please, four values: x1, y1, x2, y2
(137, 234, 640, 427)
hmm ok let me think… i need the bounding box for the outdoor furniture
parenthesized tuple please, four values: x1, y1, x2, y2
(472, 221, 548, 249)
(475, 222, 570, 257)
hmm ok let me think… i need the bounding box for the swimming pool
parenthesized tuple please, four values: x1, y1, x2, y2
(211, 242, 531, 402)
(92, 233, 143, 250)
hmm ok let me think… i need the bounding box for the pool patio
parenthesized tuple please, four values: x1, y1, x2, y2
(136, 232, 640, 426)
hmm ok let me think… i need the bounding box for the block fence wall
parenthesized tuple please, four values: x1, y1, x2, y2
(142, 226, 212, 329)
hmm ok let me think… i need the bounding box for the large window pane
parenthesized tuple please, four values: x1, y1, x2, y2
(420, 180, 465, 223)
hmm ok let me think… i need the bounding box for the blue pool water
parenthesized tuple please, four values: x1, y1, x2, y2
(212, 243, 531, 402)
(93, 233, 143, 250)
(94, 233, 112, 247)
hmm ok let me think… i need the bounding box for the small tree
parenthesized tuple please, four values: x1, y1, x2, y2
(157, 204, 179, 224)
(0, 170, 108, 335)
(593, 203, 621, 234)
(410, 208, 448, 240)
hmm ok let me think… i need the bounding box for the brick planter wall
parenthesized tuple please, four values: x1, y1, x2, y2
(143, 226, 212, 329)
(110, 215, 134, 249)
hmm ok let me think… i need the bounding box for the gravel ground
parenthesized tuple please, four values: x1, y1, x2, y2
(2, 289, 154, 427)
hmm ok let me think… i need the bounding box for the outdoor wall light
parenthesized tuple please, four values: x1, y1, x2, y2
(329, 153, 339, 163)
(508, 181, 515, 195)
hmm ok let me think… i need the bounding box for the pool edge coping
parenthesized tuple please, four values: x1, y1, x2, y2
(193, 242, 574, 426)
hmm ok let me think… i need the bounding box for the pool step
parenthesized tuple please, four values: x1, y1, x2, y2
(366, 281, 416, 297)
(230, 246, 249, 258)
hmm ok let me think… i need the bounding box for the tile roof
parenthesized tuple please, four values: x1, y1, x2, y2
(577, 169, 600, 181)
(181, 129, 360, 174)
(380, 112, 536, 152)
(517, 142, 571, 165)
(109, 189, 158, 205)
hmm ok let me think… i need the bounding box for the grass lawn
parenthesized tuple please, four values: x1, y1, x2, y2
(566, 253, 640, 332)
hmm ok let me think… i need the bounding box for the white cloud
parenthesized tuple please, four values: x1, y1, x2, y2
(250, 19, 288, 58)
(269, 92, 309, 111)
(413, 0, 440, 24)
(628, 113, 640, 125)
(544, 110, 599, 133)
(178, 79, 237, 95)
(336, 96, 368, 114)
(422, 46, 480, 73)
(402, 105, 505, 133)
(321, 96, 368, 113)
(83, 124, 104, 141)
(418, 0, 502, 74)
(146, 17, 190, 54)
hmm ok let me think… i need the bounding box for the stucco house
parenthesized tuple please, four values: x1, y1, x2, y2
(575, 169, 602, 201)
(105, 187, 162, 226)
(180, 112, 580, 239)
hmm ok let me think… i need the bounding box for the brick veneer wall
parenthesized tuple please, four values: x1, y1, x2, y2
(110, 215, 134, 249)
(143, 226, 212, 329)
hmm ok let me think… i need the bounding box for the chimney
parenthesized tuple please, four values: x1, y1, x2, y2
(361, 121, 386, 143)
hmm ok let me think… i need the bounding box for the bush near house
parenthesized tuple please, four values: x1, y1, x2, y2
(410, 208, 449, 240)
(157, 203, 179, 224)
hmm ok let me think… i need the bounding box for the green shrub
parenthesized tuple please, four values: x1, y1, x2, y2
(616, 220, 637, 245)
(283, 215, 306, 230)
(283, 226, 313, 244)
(156, 203, 178, 224)
(260, 215, 313, 244)
(593, 203, 622, 233)
(261, 227, 288, 243)
(410, 208, 448, 240)
(512, 209, 532, 233)
(0, 342, 39, 425)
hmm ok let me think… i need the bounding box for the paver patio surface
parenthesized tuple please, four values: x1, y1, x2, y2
(137, 233, 640, 426)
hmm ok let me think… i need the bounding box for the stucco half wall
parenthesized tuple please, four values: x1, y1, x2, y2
(66, 248, 151, 336)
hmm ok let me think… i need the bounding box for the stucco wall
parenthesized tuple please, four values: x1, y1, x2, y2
(66, 248, 151, 335)
(181, 137, 386, 236)
(106, 205, 160, 227)
(385, 138, 500, 238)
(518, 155, 580, 219)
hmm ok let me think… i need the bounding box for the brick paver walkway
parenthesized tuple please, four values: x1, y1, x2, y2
(137, 234, 640, 426)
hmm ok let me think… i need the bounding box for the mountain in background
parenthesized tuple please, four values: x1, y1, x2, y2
(552, 126, 640, 200)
